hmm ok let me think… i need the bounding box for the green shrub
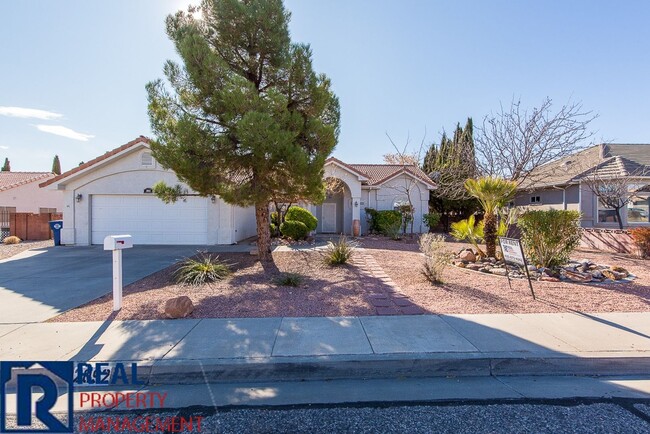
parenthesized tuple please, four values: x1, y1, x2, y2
(174, 253, 231, 285)
(376, 210, 403, 239)
(323, 235, 358, 265)
(450, 215, 486, 257)
(284, 206, 318, 232)
(630, 227, 650, 258)
(423, 213, 441, 231)
(280, 220, 310, 240)
(271, 211, 280, 226)
(518, 210, 581, 268)
(3, 236, 21, 245)
(272, 272, 304, 287)
(270, 223, 279, 237)
(419, 233, 453, 284)
(396, 203, 414, 233)
(364, 208, 380, 233)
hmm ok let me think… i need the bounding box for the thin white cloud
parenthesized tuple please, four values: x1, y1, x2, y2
(35, 125, 94, 142)
(0, 146, 8, 150)
(0, 106, 63, 120)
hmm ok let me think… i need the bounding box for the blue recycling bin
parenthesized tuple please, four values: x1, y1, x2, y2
(49, 220, 63, 246)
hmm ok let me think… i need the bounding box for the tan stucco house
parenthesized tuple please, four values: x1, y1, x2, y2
(41, 136, 435, 246)
(514, 143, 650, 229)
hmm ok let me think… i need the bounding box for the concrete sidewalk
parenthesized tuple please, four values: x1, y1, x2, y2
(1, 312, 649, 384)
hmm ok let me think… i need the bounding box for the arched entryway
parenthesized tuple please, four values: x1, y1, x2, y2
(316, 177, 350, 234)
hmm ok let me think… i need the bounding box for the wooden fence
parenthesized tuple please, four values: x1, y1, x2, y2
(9, 212, 63, 241)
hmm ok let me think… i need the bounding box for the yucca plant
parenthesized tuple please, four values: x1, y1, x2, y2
(174, 252, 231, 285)
(272, 272, 304, 287)
(323, 235, 358, 266)
(464, 177, 517, 258)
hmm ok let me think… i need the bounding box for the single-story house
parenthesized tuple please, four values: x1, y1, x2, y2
(514, 143, 650, 228)
(0, 171, 63, 214)
(40, 136, 436, 246)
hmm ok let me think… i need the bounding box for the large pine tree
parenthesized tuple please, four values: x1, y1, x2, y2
(422, 118, 478, 229)
(146, 0, 340, 260)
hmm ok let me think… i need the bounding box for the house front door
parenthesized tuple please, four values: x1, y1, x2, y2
(322, 203, 337, 233)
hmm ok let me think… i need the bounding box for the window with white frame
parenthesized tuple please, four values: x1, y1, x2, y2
(627, 192, 650, 223)
(597, 199, 620, 224)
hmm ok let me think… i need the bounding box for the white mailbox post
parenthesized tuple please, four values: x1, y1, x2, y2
(103, 235, 133, 311)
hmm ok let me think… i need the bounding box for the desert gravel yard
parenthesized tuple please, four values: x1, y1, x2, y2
(49, 237, 650, 322)
(0, 240, 53, 261)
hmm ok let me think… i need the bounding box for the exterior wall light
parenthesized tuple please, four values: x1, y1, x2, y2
(354, 200, 359, 207)
(76, 193, 83, 203)
(211, 195, 217, 204)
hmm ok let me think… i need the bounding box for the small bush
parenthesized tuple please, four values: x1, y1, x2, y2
(3, 236, 21, 245)
(630, 227, 650, 258)
(323, 235, 358, 266)
(423, 213, 441, 231)
(272, 272, 304, 287)
(280, 220, 310, 240)
(365, 208, 380, 233)
(376, 210, 403, 239)
(174, 253, 231, 285)
(419, 233, 453, 284)
(285, 206, 318, 231)
(518, 210, 581, 268)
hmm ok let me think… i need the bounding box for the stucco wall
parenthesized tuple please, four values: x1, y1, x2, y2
(0, 178, 64, 213)
(374, 174, 429, 233)
(514, 186, 580, 212)
(53, 145, 235, 245)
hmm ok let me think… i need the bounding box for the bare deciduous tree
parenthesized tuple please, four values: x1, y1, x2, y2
(476, 97, 598, 185)
(383, 152, 420, 166)
(582, 159, 649, 230)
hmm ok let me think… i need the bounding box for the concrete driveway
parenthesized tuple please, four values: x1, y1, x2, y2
(0, 244, 252, 324)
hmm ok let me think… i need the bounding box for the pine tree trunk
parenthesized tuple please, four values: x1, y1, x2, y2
(255, 202, 272, 261)
(484, 212, 497, 258)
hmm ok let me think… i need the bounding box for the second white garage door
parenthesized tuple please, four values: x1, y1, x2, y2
(91, 195, 209, 245)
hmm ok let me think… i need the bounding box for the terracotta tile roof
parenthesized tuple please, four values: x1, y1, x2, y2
(520, 143, 650, 190)
(40, 136, 150, 188)
(0, 172, 54, 192)
(347, 163, 437, 188)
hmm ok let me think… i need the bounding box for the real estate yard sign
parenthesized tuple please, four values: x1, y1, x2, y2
(499, 237, 536, 299)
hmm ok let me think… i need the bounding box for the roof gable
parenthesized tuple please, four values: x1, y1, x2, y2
(347, 163, 437, 189)
(40, 136, 150, 188)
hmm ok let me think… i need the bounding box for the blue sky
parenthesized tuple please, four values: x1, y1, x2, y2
(1, 0, 649, 172)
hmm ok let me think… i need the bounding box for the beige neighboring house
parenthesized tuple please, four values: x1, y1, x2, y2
(0, 171, 63, 214)
(40, 136, 436, 246)
(514, 143, 650, 228)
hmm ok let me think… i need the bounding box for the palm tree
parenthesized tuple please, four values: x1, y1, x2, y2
(464, 176, 517, 258)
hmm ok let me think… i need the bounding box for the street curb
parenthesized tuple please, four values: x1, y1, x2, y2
(140, 353, 650, 385)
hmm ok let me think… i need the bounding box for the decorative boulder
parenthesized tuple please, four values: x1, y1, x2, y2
(602, 269, 623, 281)
(489, 268, 508, 276)
(611, 266, 629, 277)
(459, 249, 476, 262)
(564, 270, 593, 283)
(539, 276, 560, 282)
(164, 296, 194, 319)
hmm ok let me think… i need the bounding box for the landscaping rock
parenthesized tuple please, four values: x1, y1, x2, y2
(527, 265, 538, 272)
(602, 269, 623, 281)
(466, 264, 482, 271)
(489, 268, 508, 276)
(455, 262, 466, 268)
(539, 276, 560, 282)
(611, 266, 629, 277)
(164, 296, 194, 319)
(564, 270, 593, 283)
(590, 270, 604, 280)
(458, 249, 476, 262)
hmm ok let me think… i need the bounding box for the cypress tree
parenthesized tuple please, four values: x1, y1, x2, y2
(51, 155, 62, 175)
(1, 158, 10, 172)
(146, 0, 340, 260)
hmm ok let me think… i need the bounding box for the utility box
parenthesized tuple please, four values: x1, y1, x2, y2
(103, 235, 133, 251)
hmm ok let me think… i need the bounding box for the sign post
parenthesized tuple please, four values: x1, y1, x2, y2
(103, 235, 134, 311)
(499, 237, 536, 299)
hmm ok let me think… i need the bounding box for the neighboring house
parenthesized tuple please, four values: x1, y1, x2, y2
(514, 143, 650, 228)
(0, 171, 63, 214)
(40, 136, 436, 246)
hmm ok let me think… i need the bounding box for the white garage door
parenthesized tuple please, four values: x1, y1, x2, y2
(91, 195, 209, 245)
